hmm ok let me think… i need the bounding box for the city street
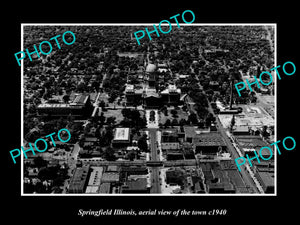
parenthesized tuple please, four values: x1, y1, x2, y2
(148, 128, 161, 193)
(62, 143, 80, 193)
(206, 100, 261, 193)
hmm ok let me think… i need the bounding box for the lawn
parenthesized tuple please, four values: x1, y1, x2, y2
(103, 109, 145, 125)
(103, 109, 124, 124)
(159, 108, 189, 125)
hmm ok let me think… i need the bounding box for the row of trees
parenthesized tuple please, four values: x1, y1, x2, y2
(120, 108, 147, 129)
(160, 112, 215, 128)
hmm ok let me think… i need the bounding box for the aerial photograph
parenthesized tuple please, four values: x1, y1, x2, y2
(22, 24, 275, 195)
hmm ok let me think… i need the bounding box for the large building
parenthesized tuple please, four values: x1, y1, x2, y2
(193, 132, 227, 155)
(235, 135, 273, 159)
(200, 162, 235, 193)
(85, 167, 103, 193)
(161, 128, 180, 150)
(125, 63, 181, 108)
(182, 126, 226, 155)
(160, 84, 181, 106)
(125, 84, 181, 108)
(68, 165, 90, 193)
(112, 128, 131, 147)
(37, 94, 93, 118)
(124, 84, 143, 106)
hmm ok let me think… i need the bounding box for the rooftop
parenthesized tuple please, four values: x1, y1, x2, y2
(122, 178, 148, 192)
(99, 183, 111, 193)
(101, 172, 119, 182)
(113, 128, 130, 141)
(88, 167, 103, 186)
(193, 132, 226, 146)
(72, 94, 89, 105)
(161, 84, 181, 94)
(69, 165, 90, 192)
(145, 63, 156, 73)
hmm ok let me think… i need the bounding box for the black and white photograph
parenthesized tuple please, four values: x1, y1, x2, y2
(3, 3, 298, 225)
(21, 24, 276, 195)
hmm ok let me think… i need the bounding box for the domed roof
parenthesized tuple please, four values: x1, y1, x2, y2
(146, 63, 156, 73)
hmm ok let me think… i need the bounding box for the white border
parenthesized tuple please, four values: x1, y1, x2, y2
(21, 23, 277, 196)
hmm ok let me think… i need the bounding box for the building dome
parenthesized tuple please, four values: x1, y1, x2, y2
(146, 63, 156, 73)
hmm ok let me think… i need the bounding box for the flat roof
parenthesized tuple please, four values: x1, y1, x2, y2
(73, 94, 89, 105)
(124, 178, 148, 191)
(194, 132, 226, 146)
(99, 183, 111, 193)
(114, 128, 130, 141)
(256, 171, 274, 187)
(101, 173, 119, 182)
(69, 165, 90, 191)
(37, 103, 70, 108)
(85, 186, 99, 193)
(234, 126, 249, 132)
(88, 167, 103, 186)
(184, 126, 197, 138)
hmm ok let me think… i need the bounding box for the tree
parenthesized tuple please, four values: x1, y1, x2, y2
(106, 116, 116, 125)
(33, 156, 48, 168)
(53, 176, 65, 187)
(198, 120, 205, 129)
(188, 113, 198, 124)
(179, 118, 186, 126)
(104, 126, 114, 144)
(261, 125, 269, 138)
(138, 135, 148, 152)
(108, 90, 118, 103)
(164, 119, 171, 127)
(121, 108, 131, 119)
(163, 109, 168, 116)
(104, 147, 116, 161)
(171, 118, 179, 126)
(99, 112, 106, 125)
(99, 100, 106, 108)
(170, 109, 178, 118)
(38, 166, 59, 180)
(205, 113, 215, 127)
(62, 95, 70, 103)
(127, 151, 136, 161)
